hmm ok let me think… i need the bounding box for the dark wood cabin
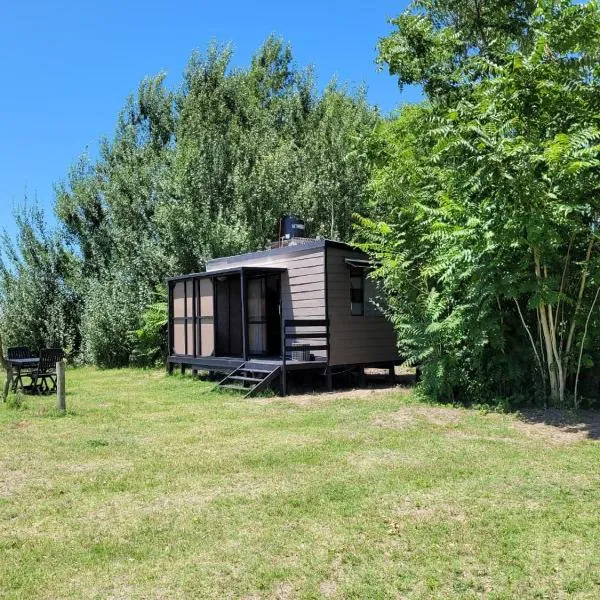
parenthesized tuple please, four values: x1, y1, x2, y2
(167, 239, 400, 395)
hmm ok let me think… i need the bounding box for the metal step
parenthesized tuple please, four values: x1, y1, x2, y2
(243, 366, 281, 398)
(213, 362, 282, 398)
(229, 375, 265, 383)
(220, 383, 248, 391)
(241, 366, 276, 374)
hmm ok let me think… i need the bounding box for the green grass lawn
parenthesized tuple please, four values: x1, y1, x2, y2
(1, 368, 600, 599)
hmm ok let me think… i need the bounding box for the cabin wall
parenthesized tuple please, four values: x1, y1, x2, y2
(326, 246, 400, 366)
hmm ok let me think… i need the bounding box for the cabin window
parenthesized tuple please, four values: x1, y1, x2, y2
(350, 266, 364, 316)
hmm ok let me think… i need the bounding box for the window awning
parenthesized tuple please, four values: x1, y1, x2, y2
(344, 258, 373, 269)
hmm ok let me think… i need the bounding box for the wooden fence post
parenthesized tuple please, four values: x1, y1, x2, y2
(57, 360, 66, 412)
(0, 334, 11, 401)
(2, 365, 12, 402)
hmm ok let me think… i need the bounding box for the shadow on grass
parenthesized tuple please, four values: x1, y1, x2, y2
(518, 408, 600, 440)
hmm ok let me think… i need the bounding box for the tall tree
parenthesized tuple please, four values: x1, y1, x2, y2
(0, 205, 81, 356)
(42, 37, 376, 366)
(358, 0, 600, 405)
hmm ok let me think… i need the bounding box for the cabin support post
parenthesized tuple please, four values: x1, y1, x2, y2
(388, 363, 396, 384)
(357, 366, 365, 388)
(280, 310, 287, 396)
(326, 368, 333, 391)
(167, 361, 174, 375)
(180, 364, 186, 375)
(240, 269, 249, 362)
(280, 366, 287, 396)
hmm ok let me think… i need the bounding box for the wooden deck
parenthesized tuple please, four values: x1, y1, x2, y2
(167, 354, 327, 375)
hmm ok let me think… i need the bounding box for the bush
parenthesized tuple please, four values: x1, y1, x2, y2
(81, 275, 150, 367)
(0, 206, 81, 358)
(131, 286, 168, 366)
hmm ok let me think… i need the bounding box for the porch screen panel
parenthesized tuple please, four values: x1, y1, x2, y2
(171, 279, 197, 356)
(248, 278, 267, 355)
(199, 278, 214, 356)
(173, 282, 185, 318)
(172, 282, 186, 354)
(173, 323, 185, 354)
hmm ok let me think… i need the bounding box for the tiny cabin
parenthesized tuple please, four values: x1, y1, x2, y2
(167, 218, 400, 396)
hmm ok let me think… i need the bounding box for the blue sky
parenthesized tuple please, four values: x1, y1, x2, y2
(0, 0, 418, 239)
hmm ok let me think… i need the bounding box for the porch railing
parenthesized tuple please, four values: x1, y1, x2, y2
(280, 317, 330, 394)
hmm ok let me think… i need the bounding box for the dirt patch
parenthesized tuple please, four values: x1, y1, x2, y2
(56, 459, 134, 475)
(273, 582, 293, 599)
(257, 385, 409, 407)
(373, 405, 464, 429)
(419, 406, 463, 426)
(347, 449, 418, 472)
(319, 579, 338, 598)
(387, 496, 466, 532)
(319, 557, 343, 599)
(0, 468, 27, 498)
(445, 431, 521, 444)
(372, 410, 415, 429)
(513, 409, 600, 444)
(242, 586, 294, 600)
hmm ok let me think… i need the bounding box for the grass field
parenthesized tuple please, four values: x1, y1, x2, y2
(1, 368, 600, 599)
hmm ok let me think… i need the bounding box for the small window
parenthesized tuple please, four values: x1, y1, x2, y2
(350, 266, 364, 316)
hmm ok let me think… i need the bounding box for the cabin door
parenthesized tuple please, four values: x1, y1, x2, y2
(248, 274, 281, 356)
(248, 278, 267, 355)
(215, 276, 243, 356)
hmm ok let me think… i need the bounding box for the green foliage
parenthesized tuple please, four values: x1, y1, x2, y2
(81, 274, 151, 368)
(359, 0, 600, 406)
(0, 205, 81, 357)
(46, 37, 376, 365)
(4, 390, 24, 410)
(379, 0, 537, 100)
(0, 37, 376, 367)
(131, 286, 168, 366)
(165, 37, 376, 270)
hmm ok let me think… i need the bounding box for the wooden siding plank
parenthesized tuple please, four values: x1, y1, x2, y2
(285, 300, 326, 310)
(283, 274, 322, 286)
(286, 281, 325, 292)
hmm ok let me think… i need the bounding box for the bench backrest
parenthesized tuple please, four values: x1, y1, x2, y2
(39, 348, 64, 372)
(7, 346, 32, 360)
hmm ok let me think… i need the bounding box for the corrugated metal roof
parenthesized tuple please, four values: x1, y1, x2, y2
(207, 239, 356, 268)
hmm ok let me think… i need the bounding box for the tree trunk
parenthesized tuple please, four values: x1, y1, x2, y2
(534, 248, 562, 403)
